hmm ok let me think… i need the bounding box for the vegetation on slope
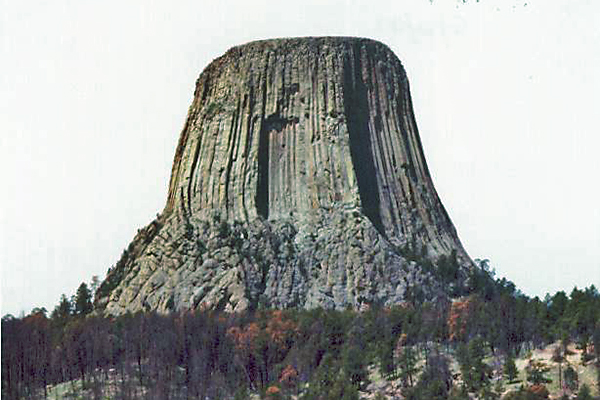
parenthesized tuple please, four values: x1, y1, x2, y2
(2, 264, 600, 400)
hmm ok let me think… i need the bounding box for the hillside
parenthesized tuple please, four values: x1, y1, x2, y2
(3, 280, 600, 399)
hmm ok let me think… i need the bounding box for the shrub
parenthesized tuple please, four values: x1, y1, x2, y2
(526, 359, 552, 385)
(266, 385, 282, 399)
(528, 384, 549, 399)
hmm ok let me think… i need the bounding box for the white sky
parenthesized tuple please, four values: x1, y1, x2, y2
(2, 0, 599, 316)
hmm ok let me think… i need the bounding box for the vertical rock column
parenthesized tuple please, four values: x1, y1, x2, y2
(164, 37, 463, 256)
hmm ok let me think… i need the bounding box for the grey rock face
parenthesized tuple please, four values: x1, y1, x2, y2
(96, 37, 472, 315)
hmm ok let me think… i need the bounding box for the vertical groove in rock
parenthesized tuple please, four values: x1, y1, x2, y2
(97, 37, 474, 316)
(256, 52, 271, 219)
(256, 118, 270, 219)
(342, 43, 385, 235)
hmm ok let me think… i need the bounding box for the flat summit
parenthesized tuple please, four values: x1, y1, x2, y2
(96, 37, 473, 315)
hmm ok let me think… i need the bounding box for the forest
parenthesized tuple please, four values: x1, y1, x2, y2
(2, 261, 600, 400)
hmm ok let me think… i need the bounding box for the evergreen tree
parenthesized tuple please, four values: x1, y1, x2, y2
(503, 354, 519, 383)
(457, 337, 491, 392)
(405, 353, 452, 400)
(575, 384, 592, 400)
(329, 376, 360, 400)
(397, 345, 419, 387)
(563, 365, 578, 392)
(30, 306, 47, 316)
(342, 343, 368, 388)
(341, 315, 369, 389)
(377, 335, 396, 379)
(525, 359, 551, 385)
(51, 294, 72, 319)
(74, 282, 93, 316)
(551, 345, 565, 390)
(592, 324, 600, 360)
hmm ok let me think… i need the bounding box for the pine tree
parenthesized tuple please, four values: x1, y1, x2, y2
(342, 343, 368, 388)
(397, 346, 419, 387)
(406, 353, 452, 400)
(503, 354, 518, 383)
(551, 345, 565, 390)
(378, 335, 396, 379)
(563, 365, 578, 392)
(51, 294, 72, 319)
(457, 337, 491, 391)
(74, 282, 93, 316)
(525, 359, 551, 385)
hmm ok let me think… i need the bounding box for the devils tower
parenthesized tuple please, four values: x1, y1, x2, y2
(96, 37, 473, 315)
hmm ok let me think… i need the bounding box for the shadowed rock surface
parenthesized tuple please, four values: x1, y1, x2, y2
(96, 37, 473, 315)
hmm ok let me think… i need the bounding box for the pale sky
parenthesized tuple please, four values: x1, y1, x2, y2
(2, 0, 599, 316)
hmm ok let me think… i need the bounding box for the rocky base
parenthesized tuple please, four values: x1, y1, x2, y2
(97, 206, 451, 316)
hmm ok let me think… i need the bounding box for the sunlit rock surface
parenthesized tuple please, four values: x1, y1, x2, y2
(96, 37, 472, 315)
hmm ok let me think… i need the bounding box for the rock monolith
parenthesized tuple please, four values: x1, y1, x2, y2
(96, 37, 472, 315)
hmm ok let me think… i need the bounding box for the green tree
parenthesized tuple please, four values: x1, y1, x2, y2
(525, 359, 551, 385)
(342, 343, 368, 388)
(405, 353, 452, 400)
(30, 307, 47, 316)
(593, 323, 600, 392)
(302, 353, 358, 400)
(397, 345, 419, 387)
(51, 294, 72, 319)
(377, 335, 396, 379)
(457, 337, 491, 391)
(503, 354, 519, 383)
(75, 282, 93, 316)
(575, 384, 592, 400)
(563, 364, 578, 392)
(551, 345, 565, 390)
(592, 323, 600, 360)
(329, 376, 360, 400)
(547, 291, 569, 340)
